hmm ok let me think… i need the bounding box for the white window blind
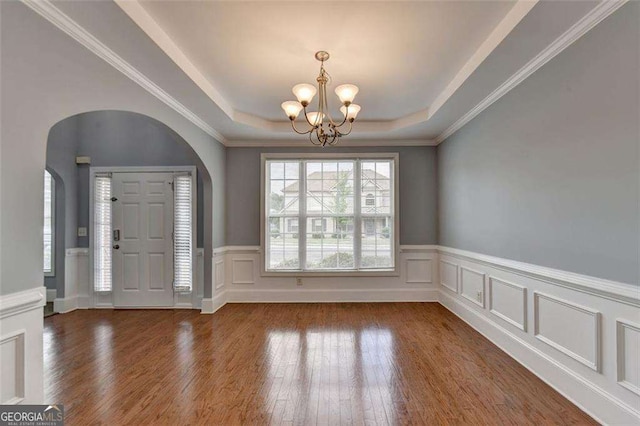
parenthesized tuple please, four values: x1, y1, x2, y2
(173, 175, 193, 291)
(43, 170, 54, 274)
(265, 157, 395, 272)
(94, 176, 112, 292)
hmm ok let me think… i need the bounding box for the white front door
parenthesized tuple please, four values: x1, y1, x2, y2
(111, 172, 174, 307)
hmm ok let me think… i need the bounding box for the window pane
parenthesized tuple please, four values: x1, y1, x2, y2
(270, 162, 285, 179)
(306, 217, 354, 270)
(174, 175, 193, 291)
(268, 180, 285, 214)
(43, 171, 53, 273)
(266, 157, 394, 272)
(267, 160, 301, 271)
(269, 232, 299, 270)
(360, 217, 393, 269)
(94, 176, 112, 291)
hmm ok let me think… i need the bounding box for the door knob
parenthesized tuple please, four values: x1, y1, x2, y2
(113, 244, 120, 250)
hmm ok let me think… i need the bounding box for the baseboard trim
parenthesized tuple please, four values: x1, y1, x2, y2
(438, 290, 640, 425)
(53, 296, 78, 314)
(201, 291, 227, 314)
(226, 288, 439, 303)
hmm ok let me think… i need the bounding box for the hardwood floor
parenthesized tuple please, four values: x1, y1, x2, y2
(44, 303, 596, 425)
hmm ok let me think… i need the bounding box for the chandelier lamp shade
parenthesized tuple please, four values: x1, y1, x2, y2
(281, 51, 361, 146)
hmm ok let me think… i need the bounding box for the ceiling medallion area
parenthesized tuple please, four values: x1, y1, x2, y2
(281, 51, 361, 146)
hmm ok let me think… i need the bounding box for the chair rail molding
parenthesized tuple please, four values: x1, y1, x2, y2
(0, 287, 46, 404)
(437, 246, 640, 425)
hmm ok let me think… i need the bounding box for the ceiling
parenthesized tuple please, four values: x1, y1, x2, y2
(137, 0, 515, 123)
(39, 0, 613, 145)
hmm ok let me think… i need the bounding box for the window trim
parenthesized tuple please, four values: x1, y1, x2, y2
(44, 170, 55, 277)
(260, 153, 400, 277)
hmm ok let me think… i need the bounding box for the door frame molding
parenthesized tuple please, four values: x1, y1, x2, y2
(89, 166, 198, 308)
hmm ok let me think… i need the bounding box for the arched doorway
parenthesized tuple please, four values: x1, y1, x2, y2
(45, 110, 215, 309)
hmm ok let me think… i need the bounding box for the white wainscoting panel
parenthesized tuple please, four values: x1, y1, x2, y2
(534, 292, 601, 372)
(438, 246, 640, 425)
(489, 277, 527, 331)
(405, 258, 433, 284)
(0, 330, 25, 404)
(0, 287, 45, 404)
(617, 319, 640, 396)
(196, 248, 204, 300)
(440, 260, 458, 293)
(55, 248, 89, 313)
(460, 266, 485, 307)
(215, 259, 225, 289)
(221, 245, 438, 302)
(232, 258, 256, 285)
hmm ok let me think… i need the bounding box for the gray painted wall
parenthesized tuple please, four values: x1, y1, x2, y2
(437, 2, 639, 285)
(1, 2, 227, 297)
(46, 111, 212, 294)
(226, 146, 438, 246)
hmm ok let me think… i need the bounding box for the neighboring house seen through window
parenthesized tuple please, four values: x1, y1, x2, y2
(265, 156, 396, 272)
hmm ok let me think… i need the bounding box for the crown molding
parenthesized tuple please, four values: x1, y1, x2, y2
(434, 0, 628, 144)
(114, 0, 535, 136)
(428, 0, 538, 119)
(225, 139, 438, 148)
(20, 0, 228, 145)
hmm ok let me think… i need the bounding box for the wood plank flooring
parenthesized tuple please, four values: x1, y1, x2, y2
(43, 303, 597, 425)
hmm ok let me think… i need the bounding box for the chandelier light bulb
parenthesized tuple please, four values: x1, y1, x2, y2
(335, 84, 359, 105)
(306, 111, 324, 126)
(281, 101, 303, 120)
(340, 104, 361, 122)
(292, 83, 317, 106)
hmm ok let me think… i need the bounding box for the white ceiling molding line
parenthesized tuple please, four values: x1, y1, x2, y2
(20, 0, 228, 145)
(114, 0, 235, 120)
(428, 0, 538, 118)
(434, 0, 628, 145)
(226, 139, 438, 148)
(233, 113, 428, 134)
(114, 0, 536, 135)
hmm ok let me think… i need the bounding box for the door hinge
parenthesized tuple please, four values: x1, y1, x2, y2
(170, 181, 174, 191)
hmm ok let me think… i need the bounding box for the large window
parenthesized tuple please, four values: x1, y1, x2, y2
(264, 155, 397, 273)
(43, 170, 55, 275)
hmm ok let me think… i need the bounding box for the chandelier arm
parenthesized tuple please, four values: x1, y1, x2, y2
(309, 131, 322, 146)
(338, 121, 354, 137)
(333, 103, 349, 128)
(301, 106, 318, 128)
(322, 76, 337, 126)
(291, 120, 313, 135)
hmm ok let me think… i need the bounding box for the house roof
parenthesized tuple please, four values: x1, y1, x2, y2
(283, 170, 390, 193)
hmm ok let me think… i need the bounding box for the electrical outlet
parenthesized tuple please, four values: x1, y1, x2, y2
(77, 227, 87, 237)
(296, 277, 303, 286)
(477, 291, 483, 302)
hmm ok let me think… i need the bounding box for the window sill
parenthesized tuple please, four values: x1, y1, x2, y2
(262, 269, 399, 278)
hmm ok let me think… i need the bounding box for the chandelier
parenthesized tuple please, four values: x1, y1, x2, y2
(281, 51, 361, 146)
